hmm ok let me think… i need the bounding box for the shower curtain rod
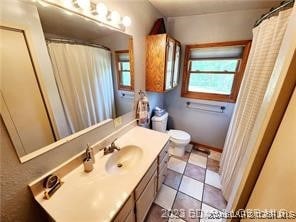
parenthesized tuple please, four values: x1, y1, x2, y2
(46, 38, 111, 51)
(254, 0, 294, 27)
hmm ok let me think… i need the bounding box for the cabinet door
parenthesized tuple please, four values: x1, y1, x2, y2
(165, 38, 175, 90)
(145, 34, 167, 92)
(172, 43, 181, 88)
(0, 27, 55, 156)
(136, 171, 157, 222)
(158, 165, 168, 191)
(113, 195, 135, 222)
(125, 210, 135, 222)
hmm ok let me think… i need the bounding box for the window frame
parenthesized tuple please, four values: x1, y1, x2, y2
(115, 50, 132, 91)
(181, 40, 251, 102)
(114, 38, 135, 91)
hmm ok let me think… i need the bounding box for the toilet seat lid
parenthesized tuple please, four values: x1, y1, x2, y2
(168, 130, 190, 141)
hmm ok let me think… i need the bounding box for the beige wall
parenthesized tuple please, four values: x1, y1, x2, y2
(0, 0, 162, 221)
(164, 9, 267, 148)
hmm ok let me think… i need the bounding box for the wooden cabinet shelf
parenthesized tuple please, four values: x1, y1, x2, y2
(146, 34, 181, 92)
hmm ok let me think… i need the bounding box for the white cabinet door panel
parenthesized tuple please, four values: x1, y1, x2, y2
(0, 28, 55, 156)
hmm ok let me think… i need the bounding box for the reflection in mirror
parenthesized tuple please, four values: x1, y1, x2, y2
(115, 50, 134, 91)
(0, 3, 134, 162)
(47, 40, 115, 134)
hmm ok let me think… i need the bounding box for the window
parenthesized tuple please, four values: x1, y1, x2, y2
(181, 41, 251, 102)
(115, 50, 133, 91)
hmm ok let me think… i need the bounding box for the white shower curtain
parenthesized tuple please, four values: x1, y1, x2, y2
(48, 42, 115, 133)
(220, 9, 292, 201)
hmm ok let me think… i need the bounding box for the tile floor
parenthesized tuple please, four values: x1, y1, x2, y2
(146, 147, 226, 222)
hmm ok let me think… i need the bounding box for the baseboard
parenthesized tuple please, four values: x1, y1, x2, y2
(190, 141, 223, 153)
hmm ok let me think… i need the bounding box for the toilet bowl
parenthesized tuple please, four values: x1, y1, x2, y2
(151, 112, 191, 157)
(168, 130, 191, 157)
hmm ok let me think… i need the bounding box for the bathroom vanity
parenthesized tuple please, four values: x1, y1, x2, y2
(29, 126, 170, 222)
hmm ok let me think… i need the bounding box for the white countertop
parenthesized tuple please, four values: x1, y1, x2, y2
(34, 126, 170, 222)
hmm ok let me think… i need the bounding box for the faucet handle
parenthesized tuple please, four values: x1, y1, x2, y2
(85, 145, 91, 159)
(111, 138, 117, 147)
(85, 144, 95, 163)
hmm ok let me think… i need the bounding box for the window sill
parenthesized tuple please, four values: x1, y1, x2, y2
(118, 86, 134, 91)
(181, 91, 236, 103)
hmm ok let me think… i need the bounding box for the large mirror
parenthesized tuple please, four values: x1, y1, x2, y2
(0, 2, 134, 162)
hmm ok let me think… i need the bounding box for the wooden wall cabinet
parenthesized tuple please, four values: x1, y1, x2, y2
(146, 34, 181, 92)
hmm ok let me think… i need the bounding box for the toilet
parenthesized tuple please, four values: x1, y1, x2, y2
(151, 112, 191, 157)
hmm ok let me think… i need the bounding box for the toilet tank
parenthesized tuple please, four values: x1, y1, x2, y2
(151, 112, 168, 132)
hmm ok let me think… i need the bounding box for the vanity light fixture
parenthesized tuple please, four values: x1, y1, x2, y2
(76, 0, 91, 11)
(96, 2, 108, 19)
(110, 11, 121, 24)
(36, 0, 132, 31)
(63, 0, 73, 8)
(122, 16, 131, 27)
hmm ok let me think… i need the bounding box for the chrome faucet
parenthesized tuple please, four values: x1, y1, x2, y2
(104, 138, 120, 155)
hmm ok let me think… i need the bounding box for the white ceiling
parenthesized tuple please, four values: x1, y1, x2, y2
(148, 0, 282, 17)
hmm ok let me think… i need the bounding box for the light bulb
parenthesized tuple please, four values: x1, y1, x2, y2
(122, 16, 131, 27)
(96, 3, 108, 19)
(111, 11, 120, 24)
(63, 0, 73, 8)
(77, 0, 90, 11)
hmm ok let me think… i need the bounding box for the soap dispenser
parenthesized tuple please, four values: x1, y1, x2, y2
(83, 144, 95, 172)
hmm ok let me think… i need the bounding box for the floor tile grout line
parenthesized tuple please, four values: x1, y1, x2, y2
(200, 148, 226, 213)
(200, 147, 209, 210)
(169, 152, 189, 221)
(201, 184, 227, 212)
(169, 147, 207, 222)
(157, 147, 220, 221)
(165, 150, 194, 221)
(155, 154, 185, 221)
(151, 148, 223, 222)
(202, 201, 225, 213)
(182, 174, 205, 184)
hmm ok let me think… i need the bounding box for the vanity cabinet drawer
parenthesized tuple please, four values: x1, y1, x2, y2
(159, 142, 169, 163)
(135, 171, 157, 222)
(159, 152, 169, 171)
(125, 210, 135, 222)
(135, 159, 157, 200)
(158, 164, 167, 190)
(113, 195, 135, 222)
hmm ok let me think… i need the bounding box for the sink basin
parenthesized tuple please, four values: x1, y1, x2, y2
(105, 145, 143, 174)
